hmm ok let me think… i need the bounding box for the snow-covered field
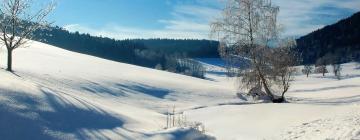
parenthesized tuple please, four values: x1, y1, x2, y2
(0, 41, 359, 140)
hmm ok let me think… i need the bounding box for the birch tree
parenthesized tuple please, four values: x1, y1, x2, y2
(211, 0, 281, 101)
(212, 0, 300, 102)
(0, 0, 55, 71)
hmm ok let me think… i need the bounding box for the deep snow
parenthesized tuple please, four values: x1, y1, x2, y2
(0, 41, 359, 140)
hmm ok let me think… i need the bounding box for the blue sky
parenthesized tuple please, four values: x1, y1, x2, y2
(40, 0, 360, 39)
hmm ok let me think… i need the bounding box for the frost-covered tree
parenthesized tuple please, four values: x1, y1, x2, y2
(212, 0, 298, 102)
(302, 65, 313, 77)
(0, 0, 55, 71)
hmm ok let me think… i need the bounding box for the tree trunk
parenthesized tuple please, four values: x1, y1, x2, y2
(255, 64, 276, 101)
(258, 71, 286, 103)
(280, 92, 286, 102)
(7, 49, 13, 72)
(281, 92, 286, 99)
(262, 80, 272, 97)
(259, 75, 274, 99)
(273, 96, 285, 103)
(306, 73, 309, 77)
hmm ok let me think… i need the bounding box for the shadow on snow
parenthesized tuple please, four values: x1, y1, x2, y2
(292, 85, 360, 93)
(79, 80, 172, 99)
(115, 82, 172, 99)
(0, 87, 125, 140)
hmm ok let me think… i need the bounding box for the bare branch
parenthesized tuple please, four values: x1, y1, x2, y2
(0, 0, 55, 71)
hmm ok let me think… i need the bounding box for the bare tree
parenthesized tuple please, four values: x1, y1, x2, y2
(212, 0, 289, 102)
(332, 63, 342, 80)
(302, 65, 313, 77)
(0, 0, 55, 71)
(270, 39, 298, 102)
(315, 58, 328, 76)
(315, 65, 328, 76)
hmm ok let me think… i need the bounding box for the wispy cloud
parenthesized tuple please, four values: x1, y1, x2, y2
(171, 4, 221, 22)
(63, 1, 221, 40)
(63, 0, 360, 39)
(274, 0, 360, 36)
(159, 20, 209, 31)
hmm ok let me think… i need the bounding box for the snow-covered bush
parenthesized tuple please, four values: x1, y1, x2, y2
(165, 106, 207, 134)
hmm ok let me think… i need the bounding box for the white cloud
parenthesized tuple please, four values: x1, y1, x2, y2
(172, 4, 221, 22)
(159, 20, 209, 32)
(63, 2, 221, 40)
(273, 0, 360, 36)
(63, 0, 360, 39)
(64, 24, 210, 39)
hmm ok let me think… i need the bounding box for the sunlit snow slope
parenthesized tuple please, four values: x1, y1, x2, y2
(0, 41, 237, 140)
(0, 40, 359, 140)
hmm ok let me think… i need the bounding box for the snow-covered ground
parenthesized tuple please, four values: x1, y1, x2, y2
(0, 41, 359, 140)
(191, 60, 360, 140)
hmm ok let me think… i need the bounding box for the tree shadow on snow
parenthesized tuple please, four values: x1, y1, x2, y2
(40, 89, 124, 133)
(292, 85, 360, 93)
(79, 81, 172, 99)
(293, 94, 360, 105)
(80, 81, 127, 97)
(313, 74, 360, 80)
(115, 82, 172, 99)
(0, 92, 54, 140)
(0, 88, 125, 140)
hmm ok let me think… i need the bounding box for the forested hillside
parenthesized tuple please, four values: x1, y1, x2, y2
(296, 12, 360, 64)
(33, 27, 219, 69)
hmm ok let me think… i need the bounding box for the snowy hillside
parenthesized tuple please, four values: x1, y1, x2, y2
(0, 41, 238, 140)
(0, 41, 359, 140)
